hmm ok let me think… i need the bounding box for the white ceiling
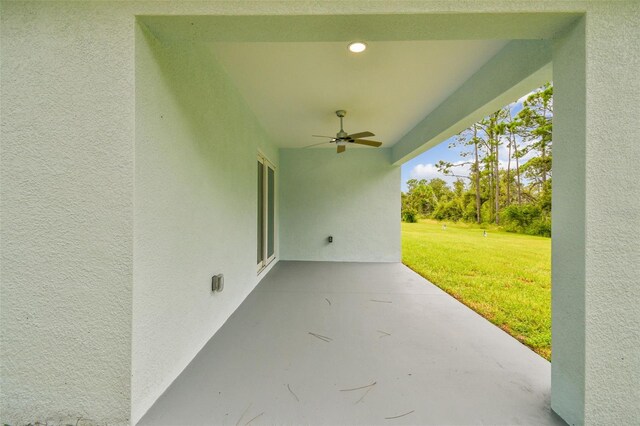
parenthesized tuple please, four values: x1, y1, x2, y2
(210, 40, 508, 149)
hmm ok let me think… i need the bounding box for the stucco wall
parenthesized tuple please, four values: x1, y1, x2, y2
(0, 3, 135, 424)
(1, 2, 639, 425)
(132, 25, 278, 423)
(552, 17, 587, 425)
(581, 3, 640, 423)
(279, 149, 400, 262)
(551, 6, 640, 424)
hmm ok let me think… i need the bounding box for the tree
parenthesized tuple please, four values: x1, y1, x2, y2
(402, 179, 444, 221)
(436, 123, 484, 223)
(478, 109, 508, 225)
(402, 82, 553, 237)
(518, 83, 553, 187)
(427, 178, 452, 203)
(506, 112, 524, 204)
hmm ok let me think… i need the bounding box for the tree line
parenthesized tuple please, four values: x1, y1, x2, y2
(402, 83, 553, 237)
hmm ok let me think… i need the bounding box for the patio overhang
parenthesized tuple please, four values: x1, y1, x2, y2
(2, 3, 639, 426)
(391, 40, 552, 165)
(141, 13, 580, 43)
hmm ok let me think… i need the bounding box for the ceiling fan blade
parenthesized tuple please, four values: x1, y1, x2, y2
(312, 135, 336, 138)
(304, 141, 331, 148)
(353, 139, 383, 147)
(337, 145, 346, 154)
(348, 131, 375, 139)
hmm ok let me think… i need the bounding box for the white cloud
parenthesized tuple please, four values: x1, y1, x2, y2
(498, 140, 537, 168)
(410, 163, 439, 180)
(408, 144, 540, 190)
(410, 161, 471, 186)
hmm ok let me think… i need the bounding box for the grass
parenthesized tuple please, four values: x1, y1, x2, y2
(402, 219, 551, 360)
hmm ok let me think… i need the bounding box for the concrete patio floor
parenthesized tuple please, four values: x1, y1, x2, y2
(138, 261, 565, 425)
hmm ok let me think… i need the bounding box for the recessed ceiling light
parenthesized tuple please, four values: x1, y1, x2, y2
(348, 42, 367, 53)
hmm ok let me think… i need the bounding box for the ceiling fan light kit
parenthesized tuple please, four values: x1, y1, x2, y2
(309, 110, 383, 154)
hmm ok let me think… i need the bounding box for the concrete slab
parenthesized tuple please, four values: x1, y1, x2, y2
(138, 261, 565, 425)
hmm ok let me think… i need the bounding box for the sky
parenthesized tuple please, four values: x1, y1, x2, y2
(400, 97, 529, 192)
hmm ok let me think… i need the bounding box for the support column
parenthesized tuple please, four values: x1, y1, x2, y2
(551, 17, 587, 425)
(582, 3, 640, 423)
(552, 4, 640, 424)
(0, 3, 134, 424)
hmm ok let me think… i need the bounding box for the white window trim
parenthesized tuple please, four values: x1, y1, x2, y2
(257, 153, 276, 274)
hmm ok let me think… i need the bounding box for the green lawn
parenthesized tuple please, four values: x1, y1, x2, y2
(402, 219, 551, 360)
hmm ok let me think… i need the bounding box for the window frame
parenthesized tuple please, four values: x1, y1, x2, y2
(257, 153, 276, 274)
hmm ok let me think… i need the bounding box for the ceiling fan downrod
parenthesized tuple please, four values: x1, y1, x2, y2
(336, 110, 348, 139)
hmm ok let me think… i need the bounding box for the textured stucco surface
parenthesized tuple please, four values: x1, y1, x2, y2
(132, 25, 278, 424)
(279, 149, 400, 263)
(581, 3, 640, 423)
(1, 3, 135, 424)
(1, 1, 639, 425)
(552, 17, 587, 425)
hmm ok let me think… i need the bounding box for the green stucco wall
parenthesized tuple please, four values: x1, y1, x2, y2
(1, 2, 638, 425)
(132, 24, 278, 423)
(581, 4, 640, 423)
(552, 17, 587, 425)
(1, 3, 135, 424)
(280, 149, 400, 262)
(552, 6, 640, 424)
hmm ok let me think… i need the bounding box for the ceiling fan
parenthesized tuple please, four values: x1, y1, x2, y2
(309, 110, 383, 154)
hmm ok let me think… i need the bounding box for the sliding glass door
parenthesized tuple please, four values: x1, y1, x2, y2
(257, 155, 275, 272)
